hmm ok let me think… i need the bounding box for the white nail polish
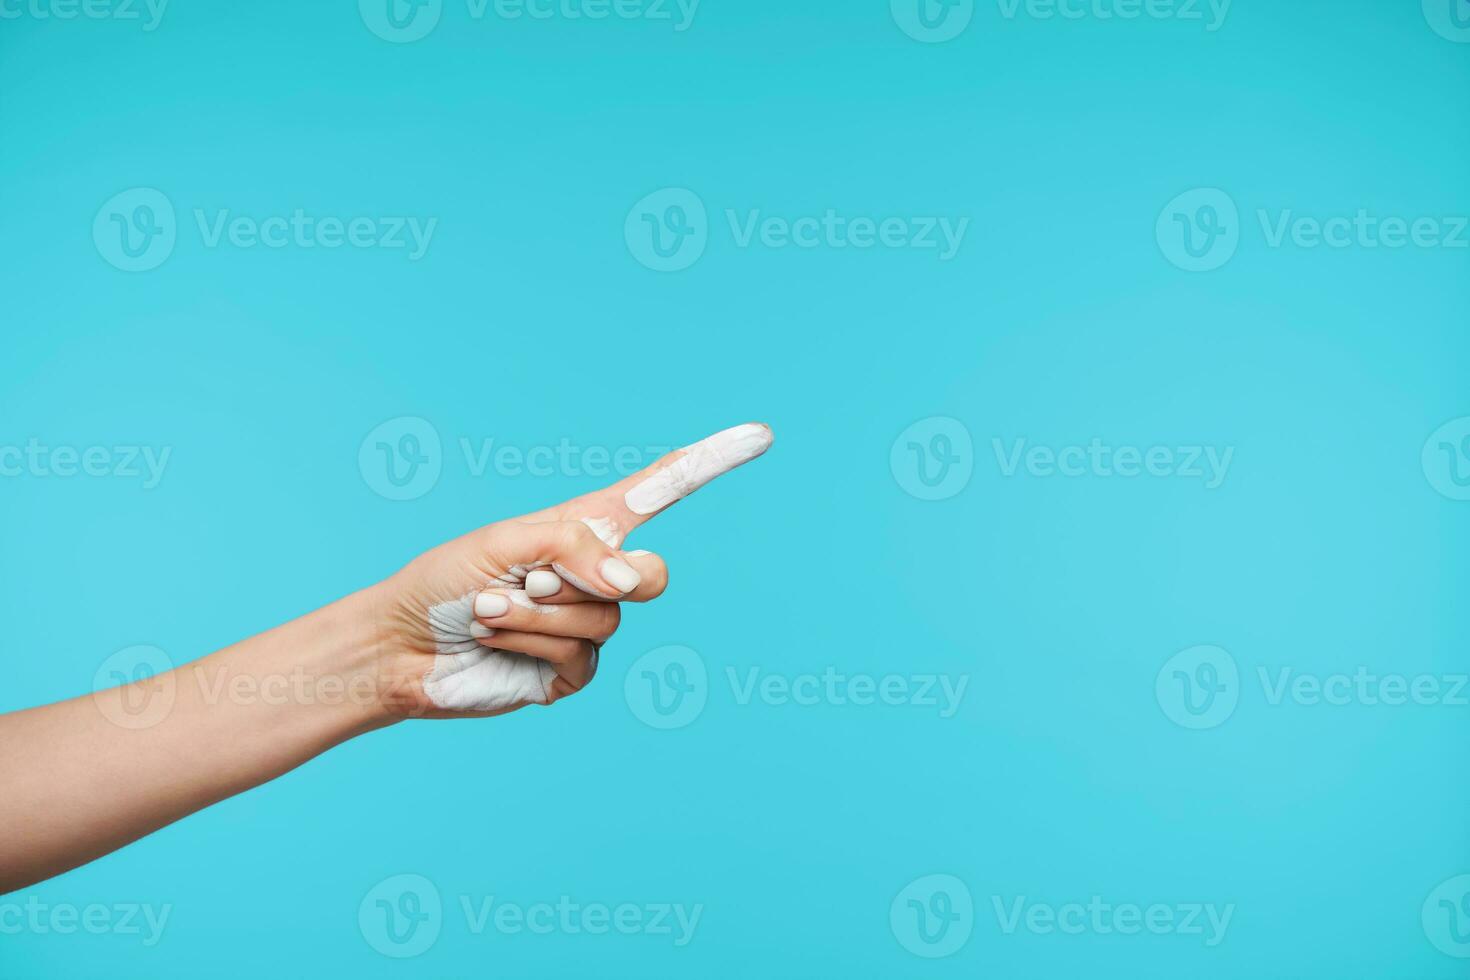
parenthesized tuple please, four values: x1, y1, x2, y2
(474, 593, 511, 618)
(624, 550, 652, 557)
(599, 557, 642, 594)
(525, 569, 562, 598)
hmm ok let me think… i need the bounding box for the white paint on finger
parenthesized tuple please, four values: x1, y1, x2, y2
(423, 591, 556, 711)
(623, 423, 774, 516)
(420, 430, 771, 712)
(581, 516, 623, 548)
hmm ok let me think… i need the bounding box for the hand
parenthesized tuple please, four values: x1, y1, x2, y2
(372, 422, 773, 718)
(0, 422, 772, 891)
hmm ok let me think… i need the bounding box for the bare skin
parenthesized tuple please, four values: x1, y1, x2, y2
(0, 428, 770, 893)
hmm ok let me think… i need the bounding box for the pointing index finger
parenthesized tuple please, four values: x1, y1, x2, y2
(539, 422, 774, 545)
(623, 422, 774, 517)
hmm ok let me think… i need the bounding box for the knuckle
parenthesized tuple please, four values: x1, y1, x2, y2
(555, 520, 594, 550)
(542, 638, 577, 666)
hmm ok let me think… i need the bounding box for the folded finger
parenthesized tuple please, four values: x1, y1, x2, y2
(478, 630, 598, 693)
(472, 588, 621, 641)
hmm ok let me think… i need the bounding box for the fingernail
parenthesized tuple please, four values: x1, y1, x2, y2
(599, 557, 642, 594)
(525, 569, 561, 598)
(624, 550, 652, 557)
(474, 593, 511, 618)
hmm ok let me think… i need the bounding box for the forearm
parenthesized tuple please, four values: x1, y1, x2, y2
(0, 423, 770, 894)
(0, 585, 396, 893)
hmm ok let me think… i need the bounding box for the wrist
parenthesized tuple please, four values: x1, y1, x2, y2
(316, 581, 406, 733)
(184, 583, 404, 743)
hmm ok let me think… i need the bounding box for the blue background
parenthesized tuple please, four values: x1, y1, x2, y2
(3, 0, 1468, 976)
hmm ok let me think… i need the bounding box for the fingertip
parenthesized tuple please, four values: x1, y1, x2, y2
(525, 569, 562, 598)
(622, 422, 774, 517)
(624, 550, 670, 601)
(473, 592, 511, 619)
(599, 556, 642, 595)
